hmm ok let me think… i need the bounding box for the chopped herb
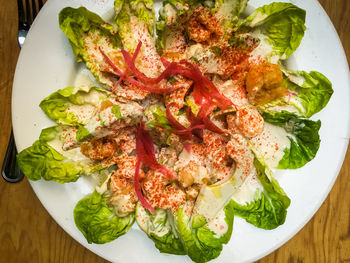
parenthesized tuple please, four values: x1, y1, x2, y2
(168, 76, 178, 85)
(76, 126, 91, 142)
(189, 56, 199, 64)
(209, 46, 222, 57)
(99, 114, 105, 127)
(111, 105, 122, 119)
(229, 36, 245, 48)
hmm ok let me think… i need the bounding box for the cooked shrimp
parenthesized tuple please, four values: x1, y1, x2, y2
(203, 130, 228, 168)
(165, 78, 193, 114)
(113, 127, 136, 155)
(186, 6, 221, 43)
(114, 154, 144, 179)
(226, 134, 254, 180)
(80, 137, 116, 160)
(245, 62, 286, 105)
(109, 174, 137, 217)
(142, 170, 186, 212)
(227, 105, 264, 138)
(109, 155, 143, 216)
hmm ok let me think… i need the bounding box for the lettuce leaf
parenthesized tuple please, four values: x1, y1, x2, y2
(16, 126, 107, 183)
(145, 105, 172, 130)
(283, 70, 333, 118)
(17, 126, 86, 183)
(262, 111, 321, 169)
(156, 0, 191, 53)
(39, 86, 109, 125)
(59, 7, 122, 89)
(231, 157, 290, 229)
(114, 0, 155, 51)
(74, 190, 135, 244)
(136, 204, 186, 255)
(175, 202, 234, 263)
(238, 2, 306, 60)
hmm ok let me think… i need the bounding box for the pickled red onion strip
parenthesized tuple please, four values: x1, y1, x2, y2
(113, 41, 142, 90)
(168, 124, 205, 135)
(203, 116, 224, 134)
(122, 76, 178, 94)
(134, 122, 178, 213)
(183, 142, 192, 153)
(136, 122, 176, 180)
(122, 49, 194, 84)
(166, 103, 187, 130)
(134, 157, 155, 213)
(100, 48, 179, 94)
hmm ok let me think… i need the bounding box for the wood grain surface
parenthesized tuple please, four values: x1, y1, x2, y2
(0, 0, 349, 262)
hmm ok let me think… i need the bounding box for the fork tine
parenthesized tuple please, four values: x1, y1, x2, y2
(17, 0, 25, 25)
(32, 0, 38, 20)
(24, 0, 32, 24)
(38, 0, 44, 10)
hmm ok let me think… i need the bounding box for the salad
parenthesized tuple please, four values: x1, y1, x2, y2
(17, 0, 333, 262)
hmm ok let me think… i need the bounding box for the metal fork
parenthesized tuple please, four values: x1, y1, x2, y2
(1, 0, 44, 183)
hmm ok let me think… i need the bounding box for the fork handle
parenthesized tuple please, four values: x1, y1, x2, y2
(1, 130, 24, 183)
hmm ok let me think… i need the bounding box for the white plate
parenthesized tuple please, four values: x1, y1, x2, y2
(12, 0, 350, 262)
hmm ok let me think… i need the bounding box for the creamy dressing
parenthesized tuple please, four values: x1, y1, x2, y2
(64, 87, 107, 124)
(76, 88, 107, 104)
(66, 104, 96, 124)
(164, 25, 187, 53)
(99, 107, 119, 127)
(160, 3, 177, 25)
(84, 102, 142, 137)
(47, 135, 89, 163)
(215, 79, 248, 106)
(173, 148, 195, 171)
(287, 73, 305, 86)
(266, 103, 302, 115)
(231, 168, 262, 205)
(95, 172, 113, 194)
(186, 45, 222, 74)
(109, 194, 135, 217)
(193, 176, 237, 221)
(250, 122, 290, 168)
(124, 16, 164, 78)
(74, 69, 96, 89)
(248, 12, 268, 26)
(206, 207, 228, 238)
(248, 30, 281, 64)
(216, 0, 235, 19)
(61, 128, 79, 151)
(84, 31, 121, 88)
(136, 203, 174, 238)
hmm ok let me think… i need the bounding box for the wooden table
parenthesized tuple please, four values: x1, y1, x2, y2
(0, 0, 349, 262)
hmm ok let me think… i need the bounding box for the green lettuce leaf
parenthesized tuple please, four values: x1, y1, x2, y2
(59, 7, 122, 89)
(136, 204, 186, 255)
(231, 157, 290, 229)
(262, 110, 321, 169)
(39, 86, 109, 125)
(17, 126, 86, 183)
(238, 2, 306, 60)
(156, 0, 190, 53)
(145, 105, 172, 130)
(114, 0, 155, 51)
(283, 70, 333, 117)
(175, 202, 234, 263)
(74, 190, 134, 244)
